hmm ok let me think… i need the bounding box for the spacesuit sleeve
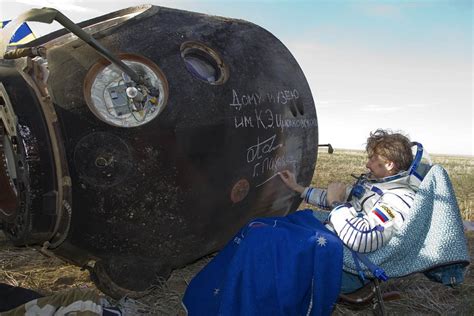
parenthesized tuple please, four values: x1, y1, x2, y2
(300, 187, 329, 209)
(327, 193, 408, 253)
(300, 185, 353, 210)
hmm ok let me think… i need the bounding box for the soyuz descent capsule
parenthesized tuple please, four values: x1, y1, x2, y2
(0, 5, 318, 297)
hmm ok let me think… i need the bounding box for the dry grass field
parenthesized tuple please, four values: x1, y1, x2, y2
(1, 149, 473, 315)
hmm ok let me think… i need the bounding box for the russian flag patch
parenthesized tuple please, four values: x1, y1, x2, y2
(372, 207, 389, 223)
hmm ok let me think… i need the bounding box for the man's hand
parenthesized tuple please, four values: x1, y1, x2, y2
(278, 170, 305, 194)
(327, 182, 348, 206)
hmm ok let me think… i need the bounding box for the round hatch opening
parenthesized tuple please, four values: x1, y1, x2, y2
(84, 54, 168, 128)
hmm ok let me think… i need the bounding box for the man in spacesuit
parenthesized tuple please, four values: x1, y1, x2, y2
(279, 129, 422, 292)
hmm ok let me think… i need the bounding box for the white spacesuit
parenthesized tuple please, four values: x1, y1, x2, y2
(302, 143, 430, 254)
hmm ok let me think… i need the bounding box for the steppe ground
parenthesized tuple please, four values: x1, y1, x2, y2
(1, 150, 473, 315)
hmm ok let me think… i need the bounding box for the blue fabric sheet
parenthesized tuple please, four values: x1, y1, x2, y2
(183, 210, 343, 316)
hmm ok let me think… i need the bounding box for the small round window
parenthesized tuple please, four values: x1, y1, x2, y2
(84, 54, 168, 128)
(181, 42, 228, 85)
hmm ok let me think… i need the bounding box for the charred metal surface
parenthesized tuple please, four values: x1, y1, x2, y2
(0, 62, 58, 244)
(0, 124, 19, 217)
(0, 5, 318, 296)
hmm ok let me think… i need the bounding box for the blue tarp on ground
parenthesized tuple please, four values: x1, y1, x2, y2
(183, 210, 343, 316)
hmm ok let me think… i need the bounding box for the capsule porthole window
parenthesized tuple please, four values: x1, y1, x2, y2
(180, 41, 229, 85)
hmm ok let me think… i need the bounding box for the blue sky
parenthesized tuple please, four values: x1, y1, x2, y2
(1, 0, 472, 155)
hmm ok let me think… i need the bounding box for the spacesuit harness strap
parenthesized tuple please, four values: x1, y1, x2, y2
(350, 249, 389, 282)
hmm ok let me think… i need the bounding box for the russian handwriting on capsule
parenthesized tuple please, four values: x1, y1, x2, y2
(246, 134, 282, 163)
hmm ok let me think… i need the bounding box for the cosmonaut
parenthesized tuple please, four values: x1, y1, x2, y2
(279, 129, 431, 254)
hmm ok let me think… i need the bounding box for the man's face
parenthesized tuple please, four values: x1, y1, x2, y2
(366, 154, 394, 179)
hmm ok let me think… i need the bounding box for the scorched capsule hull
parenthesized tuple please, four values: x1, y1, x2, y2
(0, 5, 318, 296)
